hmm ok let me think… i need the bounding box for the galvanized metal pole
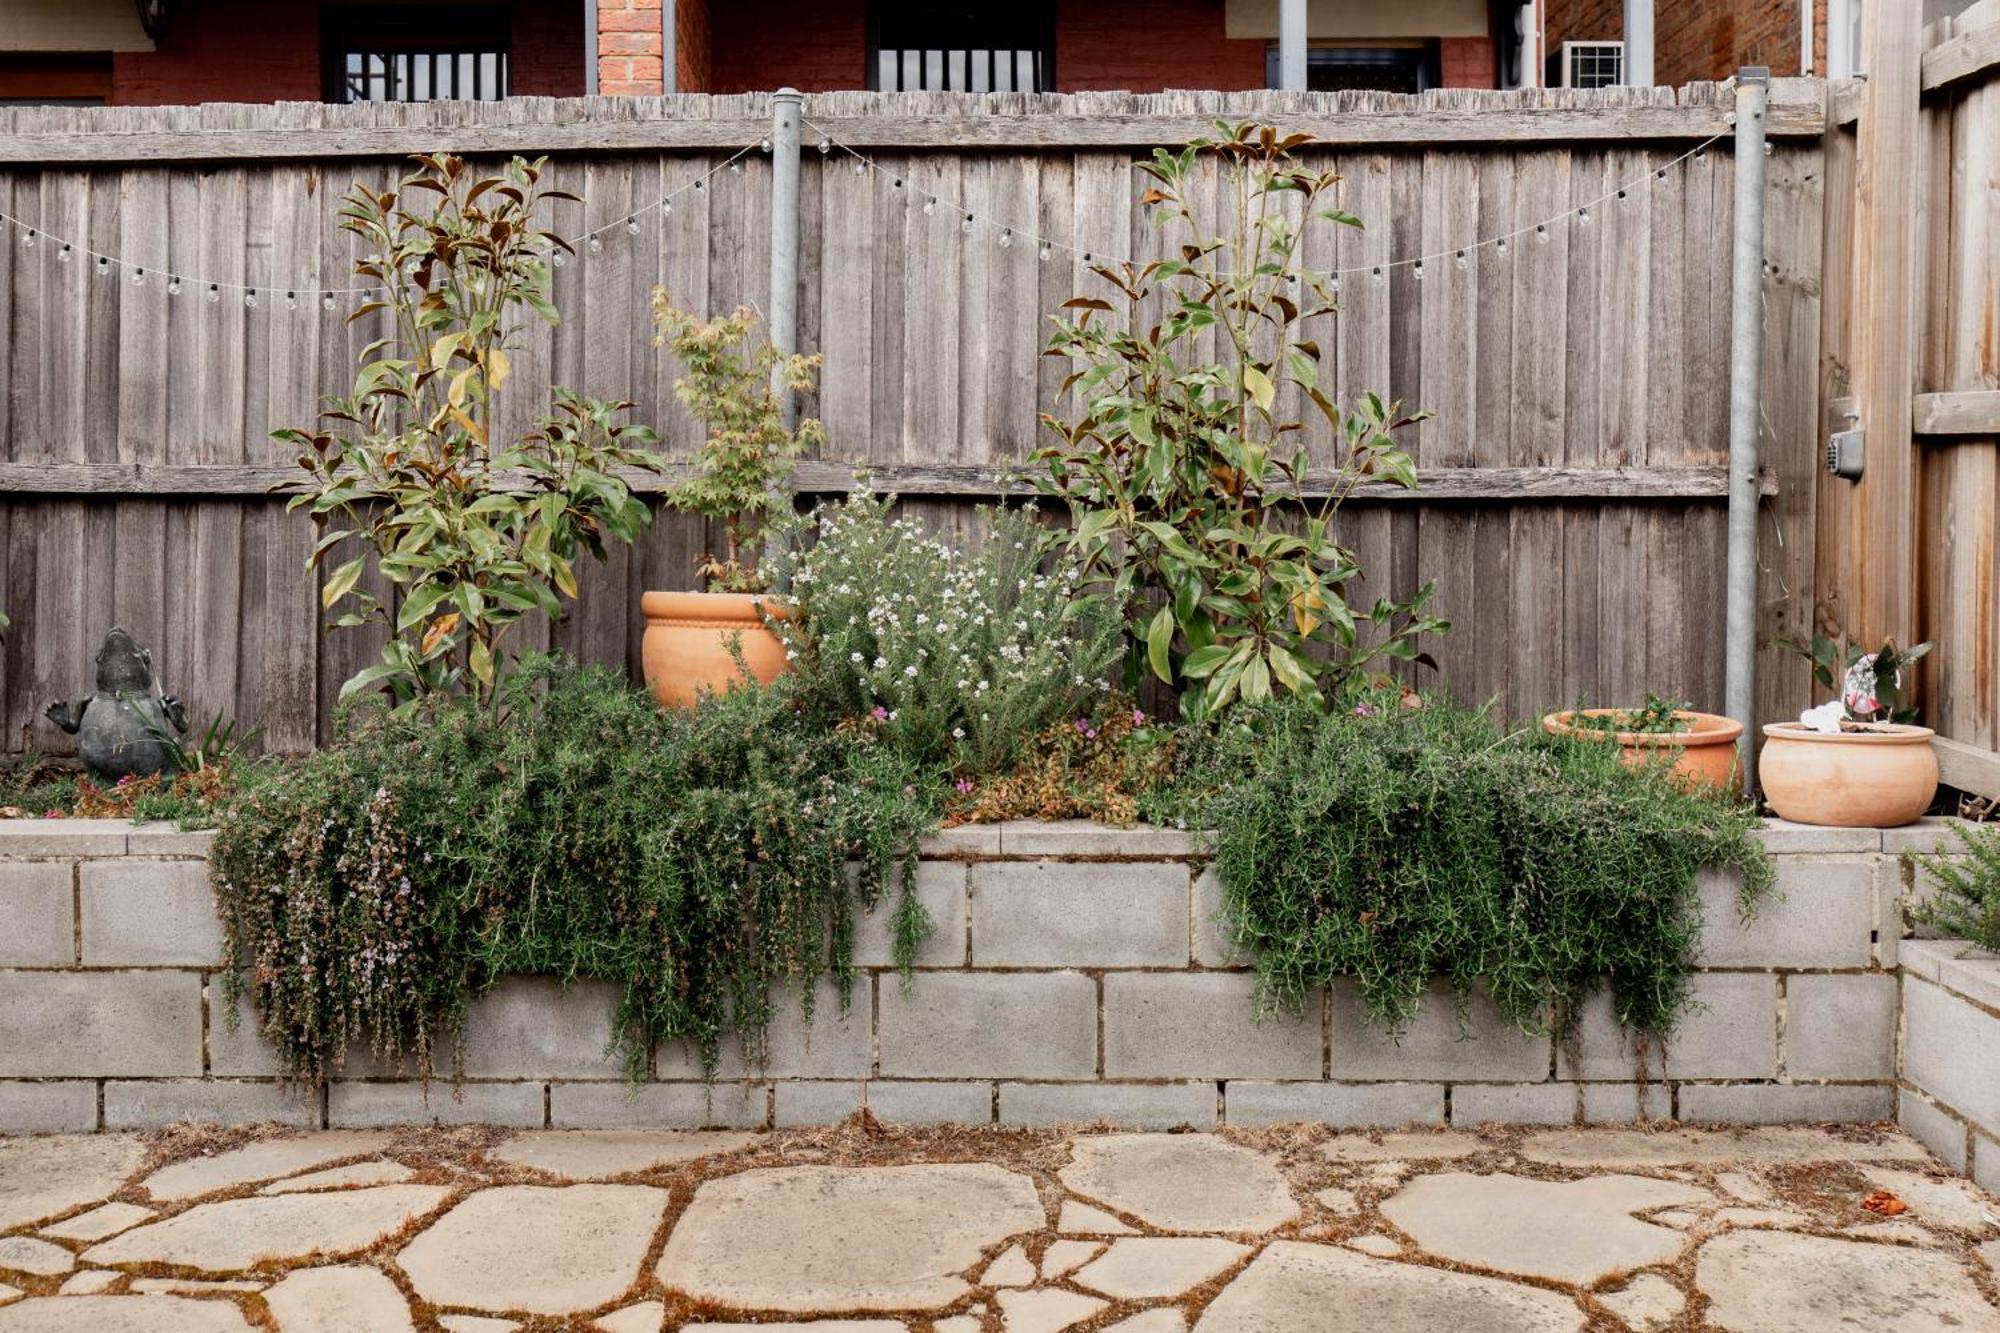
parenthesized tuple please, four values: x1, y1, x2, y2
(1279, 0, 1308, 90)
(1622, 0, 1656, 85)
(768, 87, 803, 429)
(1724, 67, 1769, 790)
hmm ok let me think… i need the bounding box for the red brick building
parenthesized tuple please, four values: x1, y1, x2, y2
(5, 0, 1971, 106)
(2, 0, 1519, 104)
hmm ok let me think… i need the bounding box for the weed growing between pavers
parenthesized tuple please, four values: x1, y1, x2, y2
(1170, 693, 1774, 1045)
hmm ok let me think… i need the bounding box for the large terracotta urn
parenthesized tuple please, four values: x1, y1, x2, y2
(1541, 709, 1744, 792)
(639, 591, 791, 709)
(1758, 722, 1938, 827)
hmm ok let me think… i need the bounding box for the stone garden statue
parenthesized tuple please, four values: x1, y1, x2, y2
(46, 627, 189, 781)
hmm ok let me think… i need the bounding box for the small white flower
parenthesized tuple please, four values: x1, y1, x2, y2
(849, 652, 863, 664)
(905, 664, 919, 677)
(952, 727, 965, 739)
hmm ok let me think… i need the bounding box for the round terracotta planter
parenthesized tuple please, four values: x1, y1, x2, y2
(1758, 721, 1938, 828)
(1542, 709, 1745, 792)
(639, 590, 791, 709)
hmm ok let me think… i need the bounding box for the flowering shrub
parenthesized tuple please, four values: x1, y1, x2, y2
(945, 701, 1178, 826)
(769, 491, 1123, 778)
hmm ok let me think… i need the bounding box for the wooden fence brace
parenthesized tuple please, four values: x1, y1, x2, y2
(1725, 67, 1770, 788)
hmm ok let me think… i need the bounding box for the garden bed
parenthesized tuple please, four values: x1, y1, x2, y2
(0, 817, 1957, 1135)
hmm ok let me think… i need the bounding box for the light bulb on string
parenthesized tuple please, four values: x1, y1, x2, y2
(1371, 266, 1384, 285)
(1455, 250, 1468, 269)
(960, 213, 973, 233)
(322, 293, 336, 311)
(1536, 224, 1550, 244)
(1412, 260, 1424, 281)
(587, 234, 603, 254)
(1495, 237, 1509, 258)
(551, 249, 567, 268)
(662, 201, 673, 217)
(168, 277, 182, 296)
(817, 136, 831, 154)
(693, 179, 705, 193)
(132, 269, 145, 287)
(729, 160, 743, 175)
(21, 230, 34, 249)
(626, 219, 640, 236)
(1616, 189, 1628, 205)
(1038, 241, 1053, 262)
(284, 291, 297, 310)
(851, 158, 864, 174)
(997, 229, 1012, 248)
(57, 244, 71, 263)
(95, 256, 110, 277)
(922, 196, 936, 216)
(244, 290, 258, 308)
(206, 284, 219, 303)
(1330, 273, 1342, 293)
(759, 137, 772, 153)
(1577, 207, 1592, 227)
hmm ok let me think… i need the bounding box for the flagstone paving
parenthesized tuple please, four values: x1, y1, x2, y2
(0, 1121, 1993, 1330)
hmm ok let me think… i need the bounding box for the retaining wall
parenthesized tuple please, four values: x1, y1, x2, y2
(0, 817, 1959, 1134)
(1898, 938, 2000, 1195)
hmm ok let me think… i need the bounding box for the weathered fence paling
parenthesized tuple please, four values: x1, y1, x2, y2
(0, 85, 1827, 752)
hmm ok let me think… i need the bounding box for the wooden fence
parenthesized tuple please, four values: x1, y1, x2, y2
(1818, 0, 2000, 799)
(0, 84, 1832, 754)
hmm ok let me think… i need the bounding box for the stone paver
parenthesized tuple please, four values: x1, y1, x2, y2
(400, 1184, 666, 1316)
(438, 1318, 520, 1333)
(56, 1270, 118, 1294)
(1381, 1172, 1709, 1283)
(1697, 1230, 2000, 1332)
(0, 1296, 253, 1331)
(1039, 1239, 1100, 1279)
(141, 1131, 392, 1201)
(37, 1201, 154, 1240)
(1195, 1242, 1584, 1332)
(1598, 1273, 1686, 1331)
(1060, 1135, 1298, 1233)
(83, 1185, 450, 1271)
(0, 1135, 144, 1232)
(1106, 1313, 1187, 1333)
(1056, 1200, 1134, 1234)
(1073, 1237, 1249, 1298)
(658, 1163, 1044, 1312)
(995, 1287, 1108, 1333)
(592, 1300, 665, 1332)
(1858, 1166, 2000, 1232)
(261, 1160, 416, 1193)
(264, 1265, 415, 1332)
(489, 1129, 757, 1178)
(0, 1237, 72, 1277)
(983, 1243, 1034, 1287)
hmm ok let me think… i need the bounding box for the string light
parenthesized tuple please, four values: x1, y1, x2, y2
(94, 256, 110, 277)
(168, 277, 182, 296)
(132, 269, 145, 287)
(56, 244, 71, 263)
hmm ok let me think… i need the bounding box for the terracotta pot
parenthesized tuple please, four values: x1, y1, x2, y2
(1758, 721, 1938, 827)
(639, 590, 791, 709)
(1542, 709, 1745, 792)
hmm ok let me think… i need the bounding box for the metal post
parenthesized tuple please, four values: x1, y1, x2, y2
(1278, 0, 1307, 91)
(1724, 67, 1769, 790)
(768, 88, 803, 429)
(1623, 0, 1655, 85)
(582, 0, 598, 95)
(663, 0, 678, 93)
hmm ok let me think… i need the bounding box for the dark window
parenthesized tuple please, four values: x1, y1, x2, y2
(1266, 45, 1441, 93)
(0, 53, 113, 105)
(323, 5, 511, 103)
(868, 2, 1054, 92)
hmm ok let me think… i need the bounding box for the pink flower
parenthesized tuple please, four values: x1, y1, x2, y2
(870, 706, 889, 722)
(42, 810, 61, 819)
(1130, 709, 1146, 727)
(115, 773, 136, 788)
(1353, 702, 1379, 717)
(953, 778, 975, 795)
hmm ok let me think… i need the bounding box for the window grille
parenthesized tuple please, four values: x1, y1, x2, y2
(869, 3, 1054, 92)
(324, 7, 511, 104)
(1559, 41, 1625, 89)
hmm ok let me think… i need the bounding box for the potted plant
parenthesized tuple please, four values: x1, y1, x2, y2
(1760, 634, 1938, 827)
(641, 291, 825, 708)
(1541, 694, 1743, 791)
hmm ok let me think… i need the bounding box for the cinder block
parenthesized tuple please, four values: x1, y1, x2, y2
(1581, 1081, 1672, 1124)
(867, 1080, 994, 1126)
(1698, 859, 1874, 968)
(1452, 1083, 1578, 1127)
(1897, 1088, 1968, 1172)
(1879, 818, 1967, 855)
(1901, 938, 1949, 985)
(207, 981, 286, 1078)
(773, 1080, 863, 1127)
(1225, 1081, 1445, 1128)
(0, 820, 130, 856)
(1934, 949, 2000, 1013)
(993, 821, 1196, 858)
(921, 825, 1001, 857)
(877, 972, 1096, 1079)
(0, 1080, 98, 1133)
(1192, 866, 1243, 968)
(852, 861, 967, 967)
(658, 977, 872, 1080)
(705, 1080, 770, 1129)
(970, 861, 1187, 967)
(1665, 974, 1780, 1080)
(1785, 973, 1897, 1079)
(1972, 1129, 2000, 1198)
(457, 977, 624, 1079)
(1677, 1082, 1894, 1125)
(1903, 975, 2000, 1137)
(79, 859, 224, 966)
(0, 970, 201, 1076)
(1756, 821, 1880, 854)
(125, 826, 217, 856)
(998, 1082, 1215, 1129)
(104, 1079, 318, 1130)
(0, 862, 74, 966)
(1330, 981, 1550, 1082)
(549, 1081, 712, 1129)
(329, 1080, 545, 1128)
(1103, 973, 1320, 1080)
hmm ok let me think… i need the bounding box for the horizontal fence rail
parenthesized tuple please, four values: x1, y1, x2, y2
(0, 86, 1826, 753)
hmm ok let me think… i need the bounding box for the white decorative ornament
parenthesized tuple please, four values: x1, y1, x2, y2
(1799, 700, 1847, 734)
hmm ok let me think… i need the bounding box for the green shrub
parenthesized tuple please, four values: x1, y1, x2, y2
(1169, 694, 1772, 1040)
(767, 492, 1123, 780)
(211, 656, 934, 1086)
(1908, 824, 2000, 951)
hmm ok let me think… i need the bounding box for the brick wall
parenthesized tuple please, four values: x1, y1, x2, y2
(676, 0, 713, 92)
(0, 817, 1956, 1134)
(1440, 36, 1498, 88)
(1053, 0, 1266, 93)
(707, 0, 866, 94)
(1542, 0, 1817, 84)
(597, 0, 665, 96)
(108, 0, 584, 106)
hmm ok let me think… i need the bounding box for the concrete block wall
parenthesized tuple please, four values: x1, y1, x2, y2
(1898, 938, 2000, 1196)
(0, 816, 1962, 1134)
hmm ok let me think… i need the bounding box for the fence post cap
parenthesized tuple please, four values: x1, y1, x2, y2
(773, 87, 804, 104)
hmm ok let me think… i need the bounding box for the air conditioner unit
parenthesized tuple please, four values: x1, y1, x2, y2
(1561, 40, 1625, 89)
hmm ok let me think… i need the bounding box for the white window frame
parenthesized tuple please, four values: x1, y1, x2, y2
(1559, 40, 1624, 89)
